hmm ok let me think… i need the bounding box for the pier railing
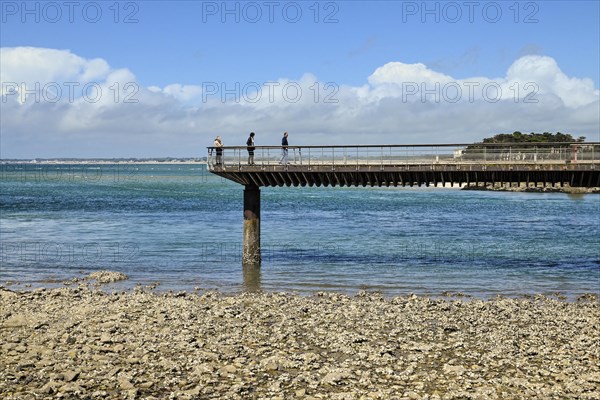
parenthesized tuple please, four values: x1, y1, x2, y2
(207, 143, 599, 170)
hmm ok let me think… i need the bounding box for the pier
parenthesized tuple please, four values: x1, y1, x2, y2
(207, 142, 600, 265)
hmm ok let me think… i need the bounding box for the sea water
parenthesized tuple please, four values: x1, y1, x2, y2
(1, 163, 598, 298)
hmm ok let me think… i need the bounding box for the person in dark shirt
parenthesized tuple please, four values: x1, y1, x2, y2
(279, 132, 289, 165)
(246, 132, 256, 165)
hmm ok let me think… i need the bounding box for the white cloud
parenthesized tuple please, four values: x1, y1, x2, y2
(0, 47, 111, 90)
(506, 55, 599, 108)
(156, 84, 203, 103)
(368, 61, 454, 86)
(1, 47, 598, 158)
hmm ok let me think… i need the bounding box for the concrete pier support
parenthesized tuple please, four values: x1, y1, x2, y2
(243, 184, 261, 265)
(242, 265, 262, 292)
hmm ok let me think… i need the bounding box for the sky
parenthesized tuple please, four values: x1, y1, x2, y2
(1, 0, 599, 158)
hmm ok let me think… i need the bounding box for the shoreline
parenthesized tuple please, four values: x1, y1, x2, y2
(2, 284, 599, 305)
(2, 278, 598, 303)
(461, 183, 600, 194)
(1, 287, 598, 399)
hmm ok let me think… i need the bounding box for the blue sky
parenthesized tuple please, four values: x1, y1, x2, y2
(1, 1, 599, 157)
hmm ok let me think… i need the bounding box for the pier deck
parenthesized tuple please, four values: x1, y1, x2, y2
(208, 143, 600, 188)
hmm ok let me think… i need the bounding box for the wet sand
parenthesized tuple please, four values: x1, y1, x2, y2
(1, 286, 598, 399)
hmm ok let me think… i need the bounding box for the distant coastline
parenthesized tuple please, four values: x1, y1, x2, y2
(3, 161, 597, 193)
(0, 158, 207, 165)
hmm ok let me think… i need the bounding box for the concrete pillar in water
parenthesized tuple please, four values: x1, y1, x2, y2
(243, 184, 261, 265)
(242, 265, 261, 292)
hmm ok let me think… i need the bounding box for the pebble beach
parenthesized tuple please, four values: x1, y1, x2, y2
(1, 281, 599, 399)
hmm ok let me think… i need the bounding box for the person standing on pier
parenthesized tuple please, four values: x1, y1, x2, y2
(246, 132, 256, 165)
(280, 131, 289, 165)
(214, 136, 224, 166)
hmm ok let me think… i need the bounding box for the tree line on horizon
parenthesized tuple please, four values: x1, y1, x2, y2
(481, 131, 586, 144)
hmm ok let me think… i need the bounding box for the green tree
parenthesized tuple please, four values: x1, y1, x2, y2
(469, 131, 581, 150)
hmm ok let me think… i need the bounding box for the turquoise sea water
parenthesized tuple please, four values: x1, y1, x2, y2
(1, 163, 599, 298)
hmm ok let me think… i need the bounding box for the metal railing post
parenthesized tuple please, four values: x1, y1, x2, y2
(332, 147, 335, 169)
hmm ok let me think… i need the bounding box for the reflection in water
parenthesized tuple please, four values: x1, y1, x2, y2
(242, 265, 262, 292)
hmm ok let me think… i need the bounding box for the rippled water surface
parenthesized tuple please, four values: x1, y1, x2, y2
(1, 163, 599, 298)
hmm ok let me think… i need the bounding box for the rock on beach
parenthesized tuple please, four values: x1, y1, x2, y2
(86, 270, 129, 284)
(0, 288, 598, 399)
